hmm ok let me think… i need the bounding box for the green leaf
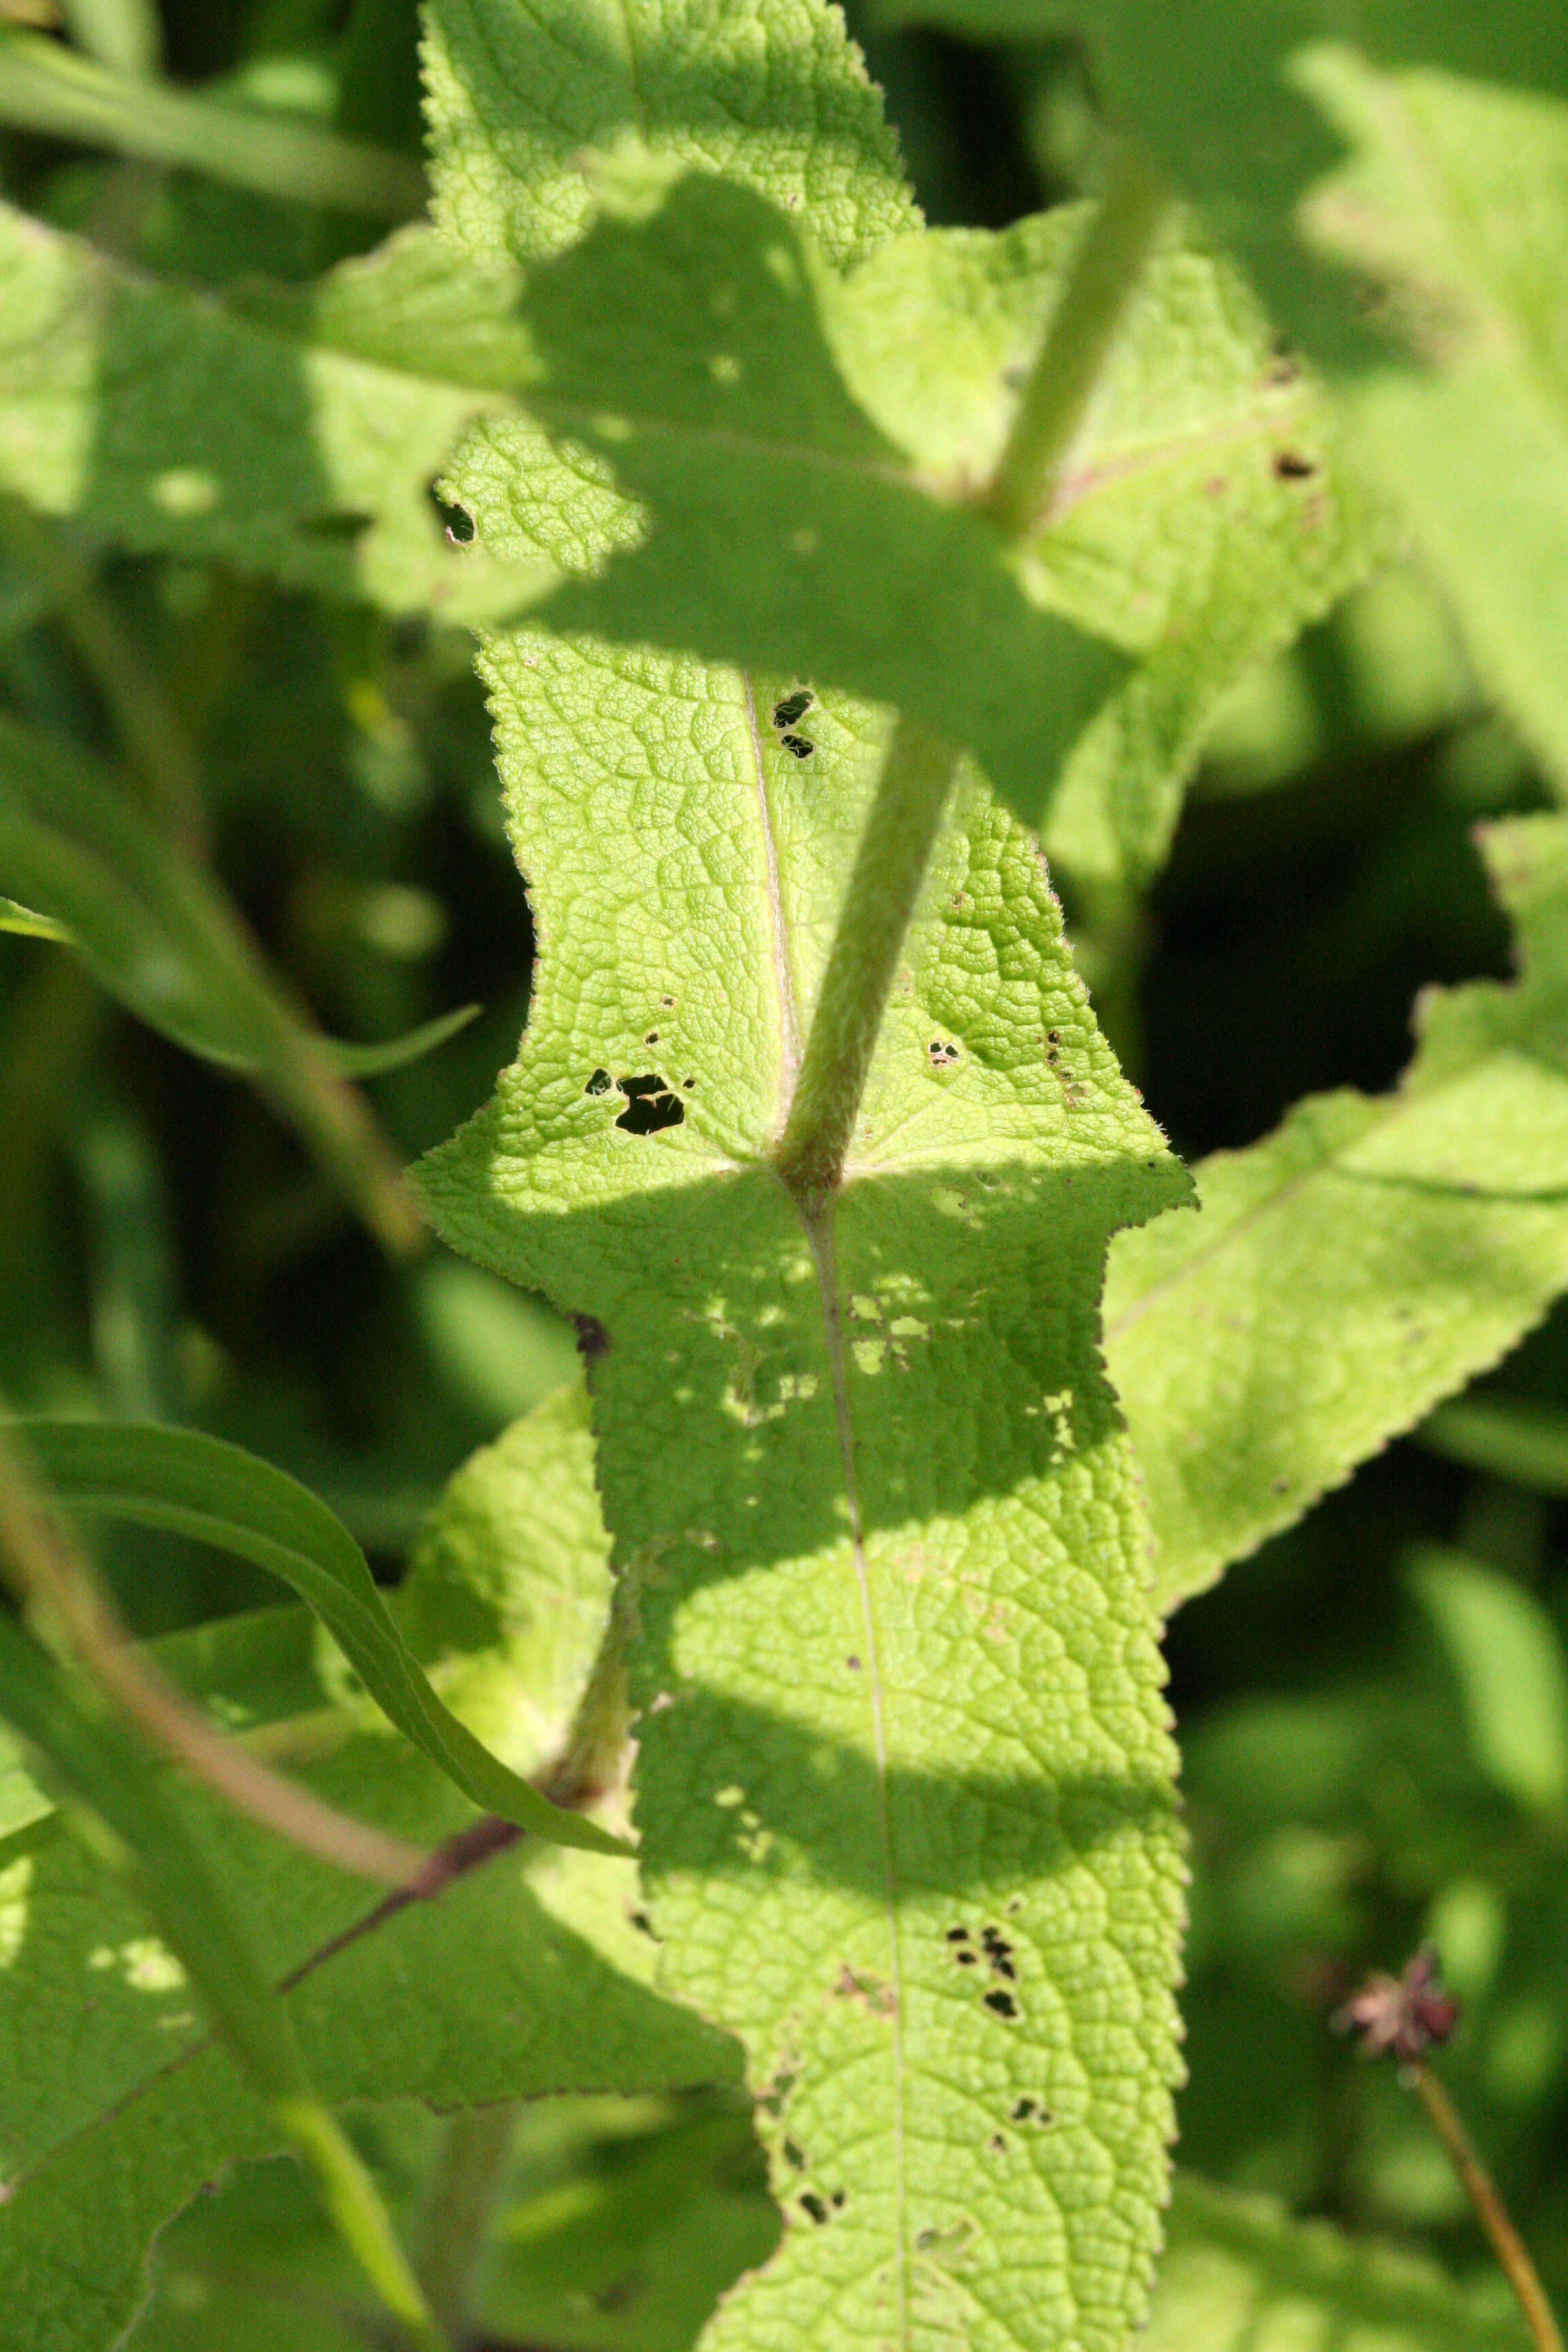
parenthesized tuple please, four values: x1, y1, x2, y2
(1106, 811, 1568, 1614)
(421, 0, 918, 270)
(1408, 1548, 1568, 1816)
(419, 638, 1191, 2352)
(0, 895, 66, 942)
(16, 1417, 628, 1854)
(0, 201, 532, 623)
(0, 1737, 734, 2352)
(1148, 2175, 1529, 2352)
(0, 25, 425, 218)
(401, 1379, 613, 1776)
(0, 710, 421, 1253)
(0, 1386, 738, 2347)
(440, 165, 1382, 856)
(1294, 52, 1568, 798)
(868, 0, 1568, 371)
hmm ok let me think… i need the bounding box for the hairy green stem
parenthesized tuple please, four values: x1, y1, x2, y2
(981, 140, 1171, 540)
(1411, 2066, 1564, 2352)
(774, 715, 961, 1203)
(416, 2103, 521, 2346)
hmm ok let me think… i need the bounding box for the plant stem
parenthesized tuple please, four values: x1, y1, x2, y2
(281, 2098, 453, 2352)
(1411, 2065, 1565, 2352)
(773, 715, 961, 1204)
(0, 496, 207, 851)
(980, 139, 1171, 541)
(417, 2104, 521, 2347)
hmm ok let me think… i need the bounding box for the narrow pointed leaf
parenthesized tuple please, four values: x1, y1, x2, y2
(419, 638, 1191, 2352)
(1107, 813, 1568, 1613)
(0, 25, 425, 218)
(17, 1418, 627, 1855)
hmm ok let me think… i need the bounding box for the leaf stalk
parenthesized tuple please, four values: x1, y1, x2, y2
(773, 714, 960, 1203)
(981, 140, 1171, 542)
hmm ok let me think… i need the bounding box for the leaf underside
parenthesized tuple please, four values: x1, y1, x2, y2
(419, 631, 1190, 2352)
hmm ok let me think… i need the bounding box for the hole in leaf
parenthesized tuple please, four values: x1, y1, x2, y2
(615, 1075, 686, 1134)
(800, 2193, 829, 2225)
(928, 1040, 960, 1068)
(984, 1989, 1019, 2019)
(644, 1030, 659, 1043)
(945, 1926, 970, 1944)
(585, 1068, 613, 1095)
(987, 2133, 1008, 2155)
(779, 732, 814, 760)
(830, 2189, 846, 2208)
(1273, 449, 1317, 480)
(573, 1314, 609, 1359)
(783, 2138, 806, 2170)
(772, 689, 813, 731)
(428, 485, 476, 543)
(629, 1909, 657, 1939)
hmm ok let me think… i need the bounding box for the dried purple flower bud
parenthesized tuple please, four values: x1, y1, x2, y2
(1335, 1948, 1459, 2063)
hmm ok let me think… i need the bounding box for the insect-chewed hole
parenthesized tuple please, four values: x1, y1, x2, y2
(615, 1074, 685, 1134)
(772, 688, 813, 731)
(945, 1926, 970, 1944)
(427, 485, 476, 544)
(928, 1039, 960, 1069)
(585, 1068, 613, 1096)
(799, 2193, 830, 2225)
(783, 2138, 806, 2171)
(1273, 449, 1317, 480)
(573, 1314, 609, 1360)
(1010, 2096, 1051, 2125)
(984, 1989, 1019, 2020)
(779, 732, 814, 760)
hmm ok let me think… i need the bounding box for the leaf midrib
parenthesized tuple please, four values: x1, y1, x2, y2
(742, 687, 909, 2340)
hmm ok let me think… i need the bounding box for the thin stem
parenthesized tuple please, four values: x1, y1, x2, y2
(1411, 2065, 1564, 2352)
(980, 140, 1171, 541)
(0, 497, 207, 851)
(281, 2098, 453, 2352)
(773, 715, 961, 1204)
(0, 1424, 430, 1885)
(417, 2104, 521, 2347)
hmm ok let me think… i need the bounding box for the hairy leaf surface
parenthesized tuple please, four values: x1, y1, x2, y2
(0, 202, 527, 621)
(444, 165, 1382, 856)
(423, 0, 917, 268)
(1107, 813, 1568, 1612)
(419, 639, 1191, 2352)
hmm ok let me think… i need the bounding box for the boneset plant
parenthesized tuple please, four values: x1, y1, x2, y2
(0, 3, 1567, 2350)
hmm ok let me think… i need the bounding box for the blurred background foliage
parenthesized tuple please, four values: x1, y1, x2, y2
(2, 0, 1567, 2343)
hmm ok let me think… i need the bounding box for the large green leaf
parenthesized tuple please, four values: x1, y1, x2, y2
(0, 1389, 736, 2351)
(1294, 52, 1568, 798)
(0, 201, 529, 623)
(421, 0, 918, 271)
(17, 1416, 625, 1853)
(868, 0, 1568, 372)
(1107, 813, 1568, 1613)
(419, 640, 1191, 2352)
(435, 163, 1383, 860)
